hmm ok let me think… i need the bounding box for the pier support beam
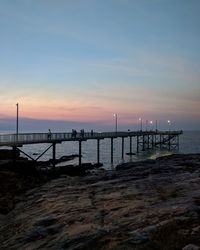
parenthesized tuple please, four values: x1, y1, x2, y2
(177, 135, 179, 149)
(168, 135, 171, 150)
(137, 136, 139, 153)
(142, 135, 145, 151)
(79, 140, 82, 166)
(152, 135, 154, 148)
(111, 138, 113, 163)
(12, 146, 17, 166)
(121, 137, 124, 159)
(147, 135, 150, 149)
(52, 143, 56, 170)
(129, 136, 132, 154)
(97, 139, 100, 165)
(160, 134, 162, 149)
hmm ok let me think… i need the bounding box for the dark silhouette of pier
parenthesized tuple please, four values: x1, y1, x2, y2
(0, 130, 183, 167)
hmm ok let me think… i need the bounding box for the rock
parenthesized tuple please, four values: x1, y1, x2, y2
(34, 215, 57, 227)
(55, 163, 103, 176)
(33, 153, 39, 155)
(129, 231, 149, 244)
(0, 149, 20, 160)
(182, 244, 200, 250)
(1, 154, 200, 249)
(126, 152, 136, 155)
(192, 225, 200, 233)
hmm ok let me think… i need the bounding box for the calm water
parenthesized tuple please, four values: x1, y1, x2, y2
(16, 131, 200, 169)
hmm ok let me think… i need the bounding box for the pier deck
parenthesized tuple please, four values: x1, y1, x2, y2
(0, 130, 183, 166)
(0, 130, 182, 147)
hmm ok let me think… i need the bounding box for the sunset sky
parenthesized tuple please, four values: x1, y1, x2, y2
(0, 0, 200, 131)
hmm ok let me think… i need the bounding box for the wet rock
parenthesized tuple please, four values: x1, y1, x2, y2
(55, 163, 103, 176)
(49, 154, 79, 164)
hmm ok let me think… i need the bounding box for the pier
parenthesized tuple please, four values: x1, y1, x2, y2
(0, 130, 183, 168)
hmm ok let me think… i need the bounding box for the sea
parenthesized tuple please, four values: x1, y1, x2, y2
(2, 130, 198, 170)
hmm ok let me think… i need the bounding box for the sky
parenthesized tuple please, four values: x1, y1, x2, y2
(0, 0, 200, 131)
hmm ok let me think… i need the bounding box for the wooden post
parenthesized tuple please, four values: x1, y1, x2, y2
(142, 135, 145, 151)
(79, 140, 82, 166)
(129, 136, 132, 154)
(160, 134, 162, 149)
(168, 135, 171, 150)
(137, 135, 139, 153)
(52, 143, 56, 170)
(12, 146, 17, 166)
(111, 138, 113, 163)
(152, 134, 154, 148)
(177, 135, 179, 149)
(147, 134, 150, 149)
(97, 139, 100, 164)
(121, 137, 124, 159)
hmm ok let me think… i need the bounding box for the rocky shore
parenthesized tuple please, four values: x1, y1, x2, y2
(0, 154, 200, 249)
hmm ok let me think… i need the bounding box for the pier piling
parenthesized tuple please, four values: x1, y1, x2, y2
(142, 135, 145, 151)
(79, 140, 82, 166)
(121, 137, 124, 159)
(52, 143, 56, 169)
(12, 146, 16, 166)
(111, 138, 113, 163)
(130, 136, 132, 154)
(136, 136, 139, 153)
(97, 139, 100, 165)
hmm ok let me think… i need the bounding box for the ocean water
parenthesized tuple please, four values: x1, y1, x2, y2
(16, 130, 200, 169)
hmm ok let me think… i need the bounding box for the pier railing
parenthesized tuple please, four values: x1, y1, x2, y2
(0, 130, 182, 147)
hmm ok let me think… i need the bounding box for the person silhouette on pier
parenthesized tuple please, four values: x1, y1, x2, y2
(80, 129, 84, 137)
(74, 129, 77, 138)
(48, 129, 52, 139)
(72, 129, 77, 138)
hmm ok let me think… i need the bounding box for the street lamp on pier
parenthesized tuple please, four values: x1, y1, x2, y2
(146, 120, 148, 131)
(139, 117, 142, 131)
(168, 120, 171, 132)
(16, 103, 19, 135)
(113, 114, 118, 133)
(150, 120, 153, 131)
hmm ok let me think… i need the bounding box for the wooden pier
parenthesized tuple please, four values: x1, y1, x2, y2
(0, 130, 183, 167)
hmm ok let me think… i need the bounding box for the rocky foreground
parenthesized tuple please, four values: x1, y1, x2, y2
(0, 154, 200, 250)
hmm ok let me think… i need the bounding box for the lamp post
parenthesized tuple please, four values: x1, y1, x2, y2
(156, 120, 158, 132)
(150, 120, 153, 131)
(168, 120, 171, 132)
(16, 103, 19, 135)
(114, 114, 118, 133)
(146, 120, 148, 131)
(139, 117, 142, 131)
